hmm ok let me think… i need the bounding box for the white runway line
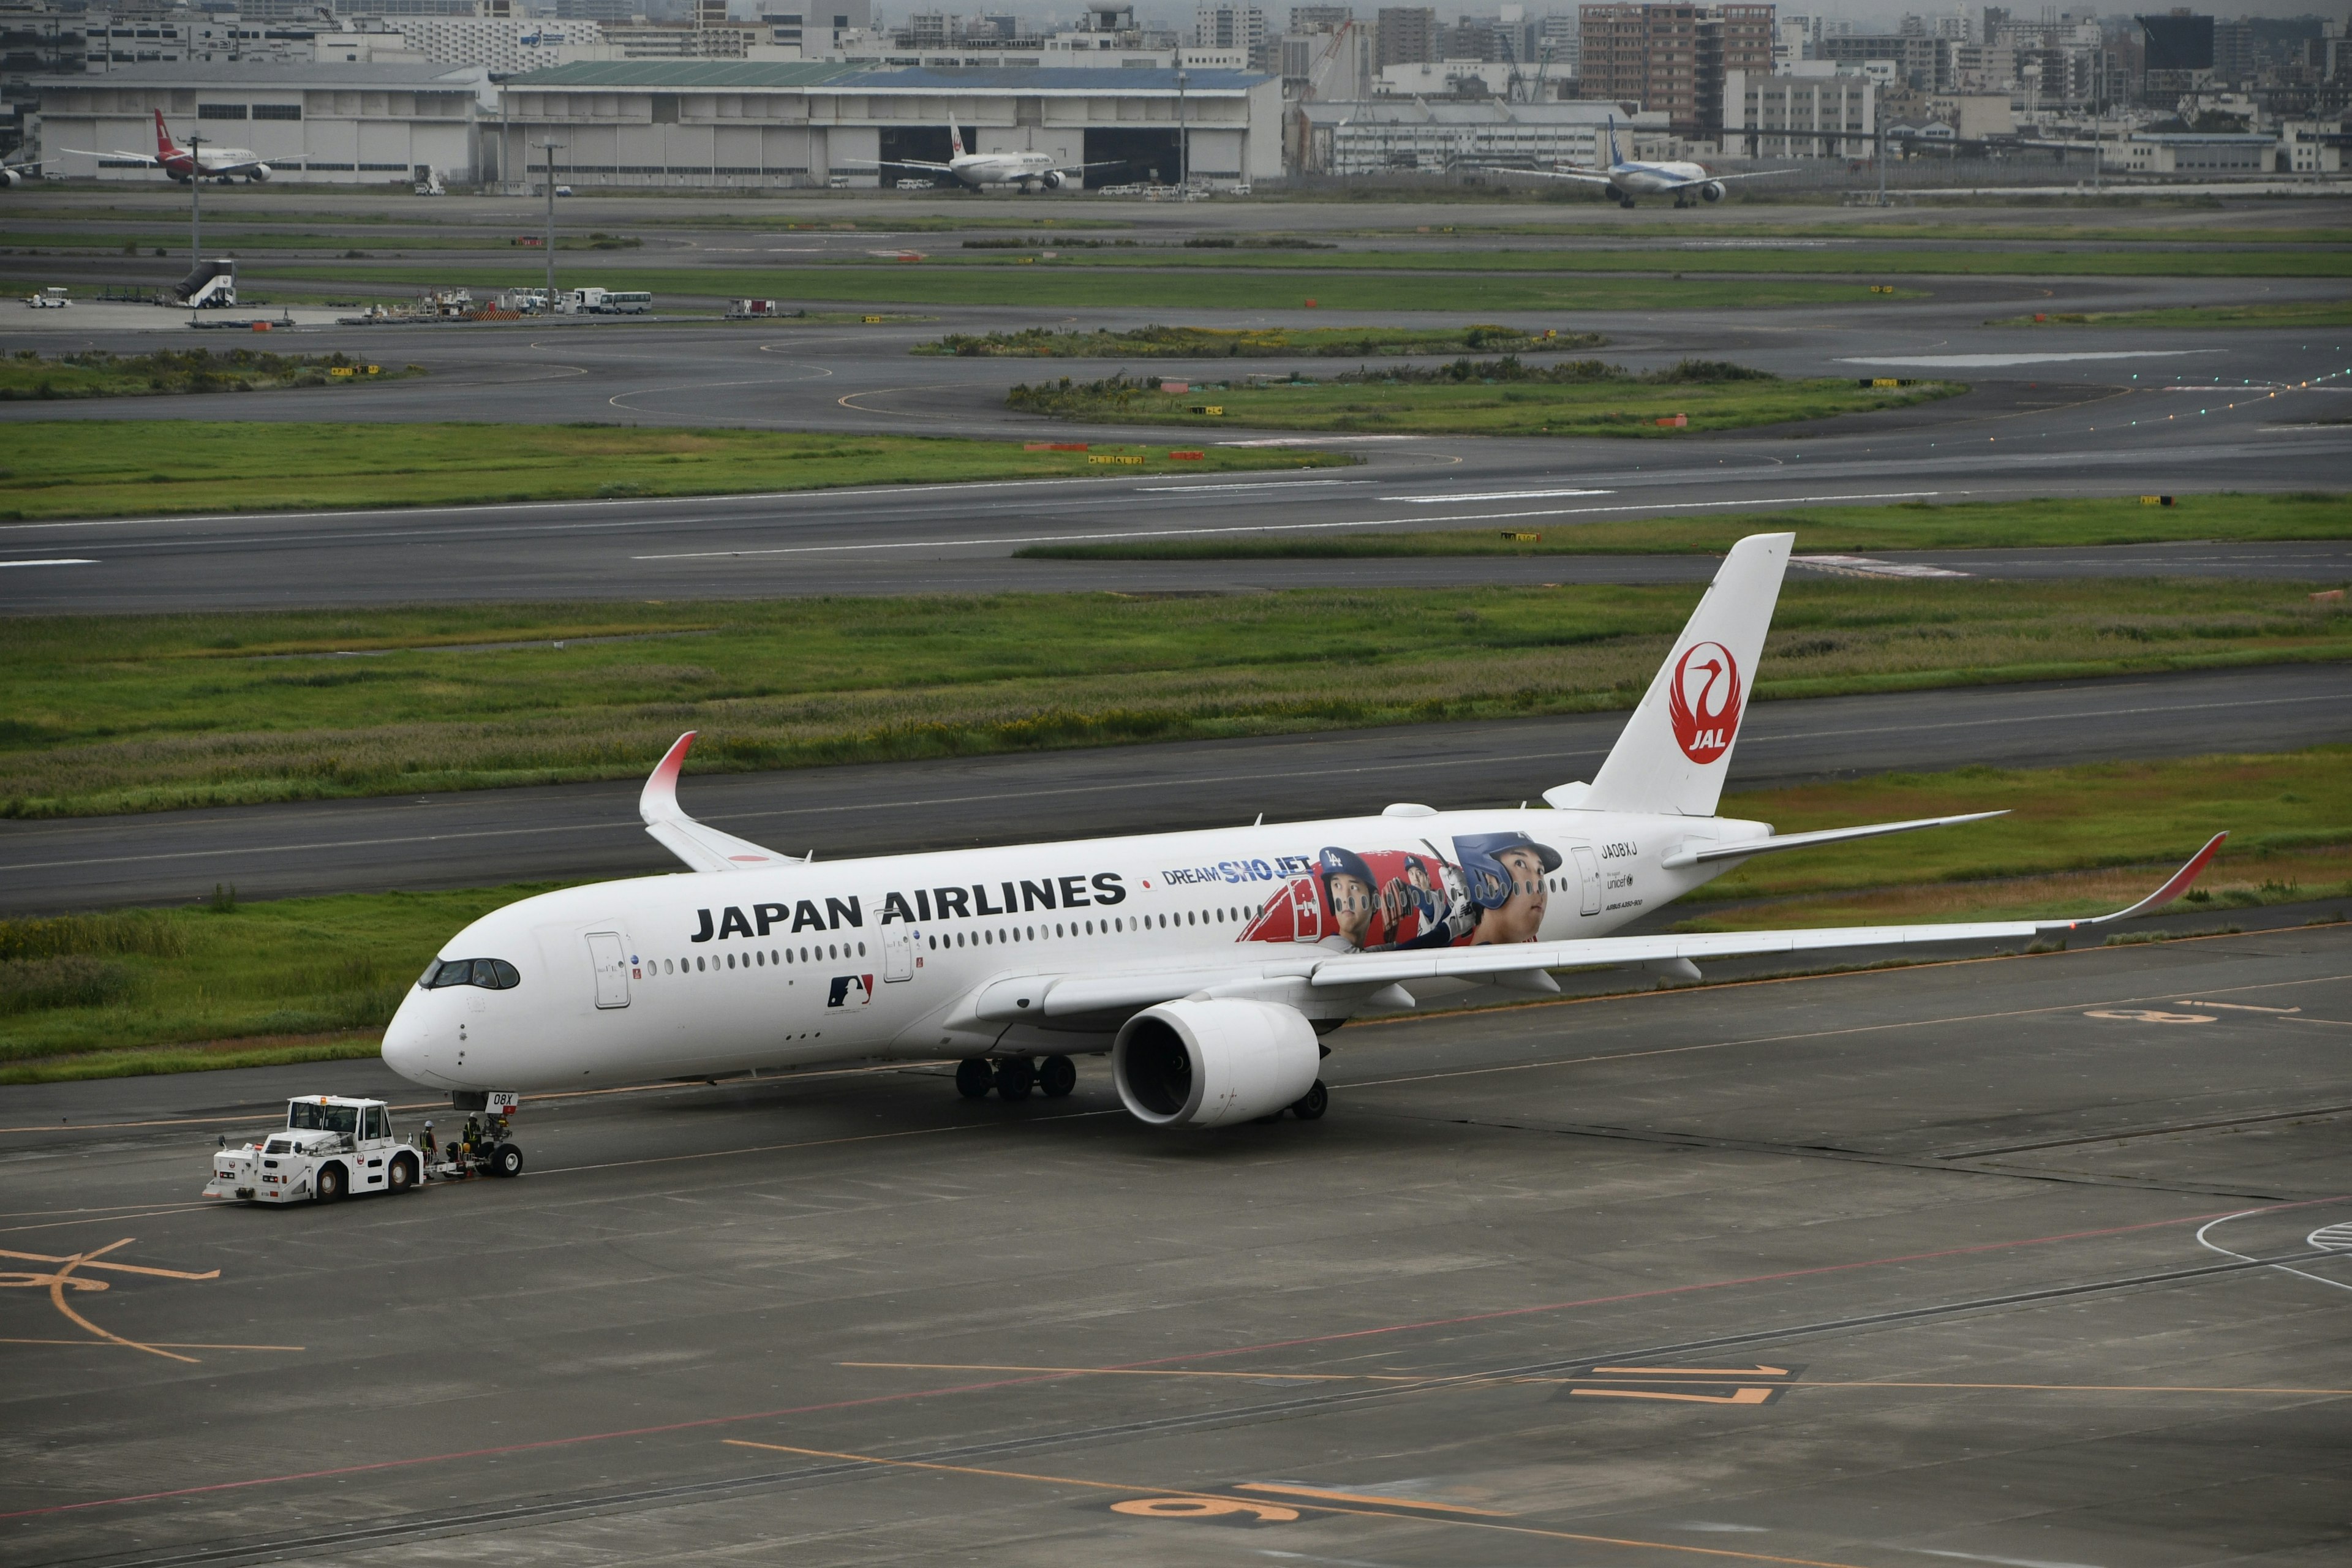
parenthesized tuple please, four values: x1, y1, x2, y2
(1836, 351, 2226, 369)
(0, 559, 99, 568)
(630, 491, 1947, 561)
(1382, 488, 1611, 503)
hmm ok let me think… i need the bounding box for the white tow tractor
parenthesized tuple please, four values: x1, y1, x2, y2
(205, 1092, 524, 1204)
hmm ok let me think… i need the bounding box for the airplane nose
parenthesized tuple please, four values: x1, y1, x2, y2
(380, 991, 437, 1085)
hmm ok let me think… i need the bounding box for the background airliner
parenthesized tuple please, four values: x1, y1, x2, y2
(382, 533, 2223, 1142)
(844, 124, 1123, 193)
(1485, 115, 1790, 208)
(67, 110, 273, 184)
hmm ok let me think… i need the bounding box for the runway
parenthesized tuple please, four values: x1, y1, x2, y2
(2, 229, 2347, 611)
(6, 663, 2343, 915)
(2, 919, 2345, 1567)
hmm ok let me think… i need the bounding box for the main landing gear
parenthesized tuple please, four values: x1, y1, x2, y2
(957, 1055, 1076, 1102)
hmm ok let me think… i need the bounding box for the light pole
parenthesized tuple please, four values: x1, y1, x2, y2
(1175, 66, 1188, 190)
(187, 132, 203, 265)
(537, 137, 563, 306)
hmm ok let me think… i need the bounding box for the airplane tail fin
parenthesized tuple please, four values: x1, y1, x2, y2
(1607, 113, 1621, 167)
(949, 123, 967, 158)
(155, 109, 178, 159)
(1551, 532, 1792, 819)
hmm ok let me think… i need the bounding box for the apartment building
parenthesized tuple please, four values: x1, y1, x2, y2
(1577, 1, 1770, 136)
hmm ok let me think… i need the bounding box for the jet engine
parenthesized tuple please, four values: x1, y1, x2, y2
(0, 167, 24, 188)
(1113, 998, 1319, 1128)
(1698, 181, 1726, 203)
(1040, 169, 1066, 190)
(248, 164, 273, 182)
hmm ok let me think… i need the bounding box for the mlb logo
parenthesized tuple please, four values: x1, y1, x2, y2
(827, 974, 875, 1008)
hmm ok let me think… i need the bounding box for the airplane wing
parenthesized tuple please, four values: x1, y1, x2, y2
(835, 158, 959, 173)
(198, 156, 272, 176)
(62, 148, 161, 165)
(1477, 164, 1615, 184)
(1657, 168, 1800, 189)
(638, 731, 797, 873)
(965, 834, 2226, 1023)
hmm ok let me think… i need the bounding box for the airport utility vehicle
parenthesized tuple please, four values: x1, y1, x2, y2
(204, 1093, 522, 1203)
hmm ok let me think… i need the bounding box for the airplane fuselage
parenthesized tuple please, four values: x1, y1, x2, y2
(382, 806, 1751, 1095)
(1608, 160, 1719, 198)
(943, 151, 1066, 190)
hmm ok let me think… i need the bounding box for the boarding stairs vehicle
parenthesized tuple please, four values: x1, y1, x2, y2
(174, 258, 237, 310)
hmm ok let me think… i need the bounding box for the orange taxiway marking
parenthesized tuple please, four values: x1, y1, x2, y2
(720, 1438, 1887, 1568)
(1, 1238, 225, 1363)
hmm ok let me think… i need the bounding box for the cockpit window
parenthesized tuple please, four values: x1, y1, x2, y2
(288, 1102, 358, 1134)
(421, 957, 521, 990)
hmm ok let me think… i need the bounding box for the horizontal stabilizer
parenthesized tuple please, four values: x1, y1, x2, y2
(638, 732, 793, 874)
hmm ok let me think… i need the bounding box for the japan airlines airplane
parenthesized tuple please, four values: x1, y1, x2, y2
(66, 110, 273, 184)
(1484, 115, 1790, 208)
(843, 124, 1123, 194)
(381, 533, 2224, 1134)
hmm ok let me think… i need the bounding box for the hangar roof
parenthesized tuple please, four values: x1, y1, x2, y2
(508, 62, 1266, 94)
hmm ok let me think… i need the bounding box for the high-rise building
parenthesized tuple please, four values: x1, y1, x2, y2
(1289, 4, 1352, 29)
(1578, 2, 1771, 135)
(1196, 2, 1267, 53)
(1375, 5, 1433, 68)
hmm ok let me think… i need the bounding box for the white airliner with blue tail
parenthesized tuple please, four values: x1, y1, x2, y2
(380, 534, 2224, 1155)
(1484, 115, 1794, 208)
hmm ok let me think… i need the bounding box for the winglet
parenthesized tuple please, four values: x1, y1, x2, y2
(637, 731, 791, 874)
(2054, 832, 2228, 930)
(639, 729, 695, 824)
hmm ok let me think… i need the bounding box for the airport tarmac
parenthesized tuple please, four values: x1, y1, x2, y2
(5, 663, 2343, 915)
(2, 920, 2346, 1567)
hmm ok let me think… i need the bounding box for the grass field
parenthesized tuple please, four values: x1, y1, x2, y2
(0, 348, 414, 401)
(257, 263, 1915, 312)
(913, 323, 1603, 358)
(903, 246, 2352, 279)
(6, 578, 2347, 820)
(0, 423, 1345, 522)
(6, 748, 2342, 1080)
(1360, 223, 2352, 245)
(1983, 299, 2352, 329)
(1016, 493, 2352, 560)
(1681, 748, 2352, 929)
(1005, 361, 1957, 438)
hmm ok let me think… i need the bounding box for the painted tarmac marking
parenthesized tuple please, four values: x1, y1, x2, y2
(0, 559, 99, 568)
(842, 1363, 2352, 1399)
(2082, 1008, 2216, 1023)
(629, 490, 1949, 560)
(1234, 1481, 1510, 1516)
(12, 1203, 2345, 1527)
(0, 1238, 225, 1363)
(723, 1439, 1876, 1566)
(2194, 1207, 2352, 1296)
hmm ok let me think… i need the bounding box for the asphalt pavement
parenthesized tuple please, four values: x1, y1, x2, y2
(6, 663, 2340, 914)
(3, 922, 2346, 1567)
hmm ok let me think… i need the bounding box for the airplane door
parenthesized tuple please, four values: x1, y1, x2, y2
(1571, 846, 1602, 916)
(586, 931, 630, 1008)
(1287, 875, 1325, 942)
(883, 926, 917, 982)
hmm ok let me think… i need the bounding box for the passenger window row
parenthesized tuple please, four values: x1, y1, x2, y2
(655, 941, 866, 976)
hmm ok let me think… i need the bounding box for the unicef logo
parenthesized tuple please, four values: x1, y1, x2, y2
(1667, 641, 1742, 764)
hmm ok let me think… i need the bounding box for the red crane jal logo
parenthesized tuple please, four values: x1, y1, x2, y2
(1667, 641, 1743, 764)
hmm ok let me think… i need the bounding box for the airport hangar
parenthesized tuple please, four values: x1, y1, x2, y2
(492, 61, 1283, 191)
(32, 59, 1282, 190)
